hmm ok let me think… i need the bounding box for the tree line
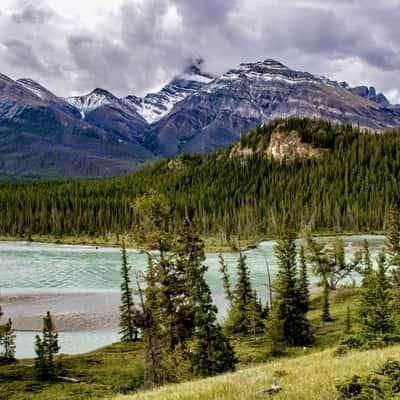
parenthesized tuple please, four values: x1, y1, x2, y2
(0, 118, 399, 242)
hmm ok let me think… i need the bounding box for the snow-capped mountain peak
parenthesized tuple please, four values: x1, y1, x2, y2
(212, 58, 319, 88)
(123, 59, 215, 124)
(16, 78, 57, 100)
(64, 88, 116, 119)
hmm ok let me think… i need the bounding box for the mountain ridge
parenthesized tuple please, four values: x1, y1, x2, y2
(1, 58, 399, 178)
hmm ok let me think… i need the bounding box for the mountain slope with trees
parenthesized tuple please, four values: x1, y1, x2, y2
(0, 118, 399, 243)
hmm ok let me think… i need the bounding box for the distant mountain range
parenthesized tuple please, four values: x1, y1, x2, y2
(1, 58, 399, 178)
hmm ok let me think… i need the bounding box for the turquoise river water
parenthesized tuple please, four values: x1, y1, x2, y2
(0, 235, 384, 358)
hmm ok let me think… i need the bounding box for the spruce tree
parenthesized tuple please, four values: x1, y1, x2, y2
(385, 205, 400, 320)
(138, 259, 165, 387)
(385, 205, 400, 267)
(270, 229, 313, 346)
(358, 250, 393, 338)
(178, 224, 236, 376)
(1, 318, 16, 360)
(218, 254, 233, 306)
(34, 312, 60, 380)
(226, 252, 260, 335)
(298, 245, 310, 314)
(321, 275, 332, 322)
(119, 241, 138, 342)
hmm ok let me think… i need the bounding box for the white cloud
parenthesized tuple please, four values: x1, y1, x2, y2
(0, 0, 398, 103)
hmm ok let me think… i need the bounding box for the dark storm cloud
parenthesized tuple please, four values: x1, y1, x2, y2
(0, 0, 399, 102)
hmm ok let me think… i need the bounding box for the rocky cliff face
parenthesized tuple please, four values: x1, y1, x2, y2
(229, 129, 322, 161)
(1, 58, 399, 178)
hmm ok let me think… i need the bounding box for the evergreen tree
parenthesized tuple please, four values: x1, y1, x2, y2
(218, 254, 233, 306)
(226, 252, 261, 334)
(119, 241, 138, 342)
(362, 240, 373, 272)
(298, 245, 310, 313)
(385, 205, 400, 267)
(321, 275, 332, 322)
(270, 229, 313, 346)
(136, 210, 237, 385)
(138, 258, 165, 388)
(358, 250, 393, 338)
(385, 205, 400, 320)
(247, 290, 264, 341)
(177, 224, 236, 376)
(34, 312, 60, 380)
(0, 318, 16, 360)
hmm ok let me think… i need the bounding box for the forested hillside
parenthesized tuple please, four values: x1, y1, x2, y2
(0, 118, 399, 241)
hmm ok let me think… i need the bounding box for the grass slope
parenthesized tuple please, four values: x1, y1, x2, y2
(0, 342, 144, 400)
(0, 288, 377, 399)
(114, 346, 400, 400)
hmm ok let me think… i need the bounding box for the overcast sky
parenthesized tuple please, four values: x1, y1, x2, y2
(1, 0, 399, 102)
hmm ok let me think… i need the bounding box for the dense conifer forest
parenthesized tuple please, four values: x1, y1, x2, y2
(0, 117, 399, 241)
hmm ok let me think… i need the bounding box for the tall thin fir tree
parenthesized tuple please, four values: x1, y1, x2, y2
(177, 224, 237, 376)
(34, 311, 60, 380)
(119, 241, 138, 342)
(270, 228, 313, 346)
(385, 205, 400, 320)
(226, 252, 259, 334)
(0, 303, 3, 347)
(136, 263, 165, 388)
(218, 254, 233, 306)
(1, 318, 16, 360)
(321, 275, 332, 322)
(358, 250, 393, 338)
(298, 245, 310, 314)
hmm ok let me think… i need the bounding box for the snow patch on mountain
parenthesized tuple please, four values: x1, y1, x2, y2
(64, 89, 114, 118)
(16, 78, 56, 100)
(124, 60, 215, 124)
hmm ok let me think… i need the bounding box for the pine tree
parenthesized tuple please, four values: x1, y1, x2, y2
(321, 275, 332, 322)
(270, 229, 313, 346)
(178, 224, 236, 376)
(385, 205, 400, 267)
(34, 311, 60, 380)
(119, 241, 138, 342)
(298, 245, 310, 314)
(226, 252, 259, 334)
(248, 290, 264, 341)
(385, 205, 400, 320)
(358, 250, 393, 338)
(137, 260, 165, 388)
(1, 318, 16, 360)
(218, 254, 233, 306)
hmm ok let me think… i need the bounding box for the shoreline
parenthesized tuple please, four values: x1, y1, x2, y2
(0, 230, 384, 253)
(0, 292, 120, 332)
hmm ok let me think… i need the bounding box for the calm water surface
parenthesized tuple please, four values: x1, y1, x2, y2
(0, 235, 384, 358)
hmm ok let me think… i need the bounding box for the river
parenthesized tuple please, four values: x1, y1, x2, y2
(0, 234, 385, 358)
